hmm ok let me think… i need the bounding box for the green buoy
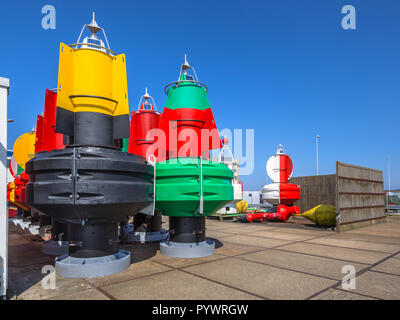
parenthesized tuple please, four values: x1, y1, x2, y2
(156, 157, 233, 257)
(156, 56, 233, 258)
(156, 158, 233, 217)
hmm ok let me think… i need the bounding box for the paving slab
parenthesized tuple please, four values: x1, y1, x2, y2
(386, 218, 400, 225)
(205, 224, 233, 231)
(360, 228, 400, 235)
(206, 230, 240, 239)
(214, 222, 280, 230)
(268, 227, 333, 236)
(119, 243, 159, 262)
(306, 237, 400, 254)
(206, 220, 235, 226)
(101, 269, 260, 300)
(87, 260, 172, 287)
(350, 229, 400, 238)
(210, 225, 277, 235)
(143, 251, 226, 269)
(310, 288, 378, 300)
(8, 263, 50, 299)
(12, 273, 94, 300)
(325, 232, 400, 245)
(183, 257, 335, 300)
(214, 241, 266, 257)
(8, 232, 32, 245)
(47, 288, 110, 300)
(335, 271, 400, 300)
(249, 230, 320, 241)
(220, 234, 293, 249)
(205, 221, 239, 229)
(8, 214, 400, 300)
(371, 258, 400, 276)
(238, 249, 369, 280)
(278, 242, 389, 264)
(8, 243, 54, 267)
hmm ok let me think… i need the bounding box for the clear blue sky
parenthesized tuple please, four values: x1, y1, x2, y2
(0, 0, 399, 190)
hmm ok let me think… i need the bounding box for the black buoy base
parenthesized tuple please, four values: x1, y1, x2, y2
(134, 213, 162, 233)
(169, 216, 206, 243)
(68, 222, 118, 258)
(160, 216, 214, 258)
(39, 215, 52, 228)
(122, 213, 168, 244)
(51, 218, 69, 242)
(41, 218, 69, 256)
(56, 220, 130, 278)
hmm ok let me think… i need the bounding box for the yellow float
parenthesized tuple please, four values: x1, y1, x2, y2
(12, 131, 36, 170)
(295, 205, 336, 227)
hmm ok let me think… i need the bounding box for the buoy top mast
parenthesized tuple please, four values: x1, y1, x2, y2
(164, 54, 208, 94)
(178, 54, 199, 82)
(266, 144, 293, 183)
(137, 88, 158, 112)
(218, 137, 234, 162)
(218, 136, 240, 182)
(76, 12, 111, 53)
(276, 144, 286, 155)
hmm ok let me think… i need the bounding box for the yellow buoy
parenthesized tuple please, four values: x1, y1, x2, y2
(57, 43, 129, 117)
(236, 200, 248, 214)
(8, 182, 15, 203)
(13, 131, 36, 170)
(296, 205, 336, 227)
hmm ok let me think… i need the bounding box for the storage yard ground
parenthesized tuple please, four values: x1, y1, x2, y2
(7, 216, 400, 300)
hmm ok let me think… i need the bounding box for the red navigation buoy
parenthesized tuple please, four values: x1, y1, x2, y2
(128, 88, 162, 160)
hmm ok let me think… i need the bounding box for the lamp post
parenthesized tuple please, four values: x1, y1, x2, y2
(387, 157, 391, 205)
(316, 135, 320, 176)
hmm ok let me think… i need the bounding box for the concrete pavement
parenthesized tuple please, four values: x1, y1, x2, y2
(7, 216, 400, 300)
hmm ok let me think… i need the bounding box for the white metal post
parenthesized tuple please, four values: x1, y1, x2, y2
(316, 135, 320, 176)
(0, 77, 9, 299)
(387, 157, 391, 205)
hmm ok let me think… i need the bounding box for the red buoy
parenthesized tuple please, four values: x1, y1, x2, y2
(35, 89, 65, 153)
(128, 88, 162, 160)
(263, 145, 300, 206)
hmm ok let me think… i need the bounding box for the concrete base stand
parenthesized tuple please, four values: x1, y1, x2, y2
(55, 249, 131, 278)
(160, 239, 215, 258)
